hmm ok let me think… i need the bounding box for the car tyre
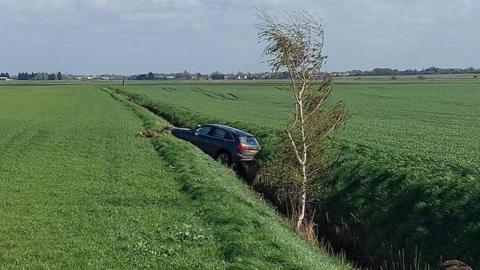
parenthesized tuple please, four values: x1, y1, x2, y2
(216, 151, 232, 166)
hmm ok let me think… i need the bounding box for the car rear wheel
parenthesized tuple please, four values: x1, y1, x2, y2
(216, 151, 232, 166)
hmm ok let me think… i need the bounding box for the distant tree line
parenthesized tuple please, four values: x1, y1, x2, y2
(129, 70, 293, 81)
(129, 67, 480, 81)
(343, 66, 480, 77)
(132, 70, 195, 80)
(134, 72, 156, 80)
(4, 66, 479, 82)
(17, 72, 63, 80)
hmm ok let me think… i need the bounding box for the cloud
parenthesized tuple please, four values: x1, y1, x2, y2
(0, 0, 479, 73)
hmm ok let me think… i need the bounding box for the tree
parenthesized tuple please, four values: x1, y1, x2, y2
(257, 10, 348, 230)
(136, 74, 148, 80)
(57, 72, 63, 81)
(147, 72, 155, 80)
(184, 70, 192, 80)
(18, 72, 35, 80)
(210, 71, 225, 80)
(34, 72, 48, 80)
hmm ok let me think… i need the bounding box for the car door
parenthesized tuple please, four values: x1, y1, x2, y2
(203, 128, 228, 156)
(192, 126, 212, 151)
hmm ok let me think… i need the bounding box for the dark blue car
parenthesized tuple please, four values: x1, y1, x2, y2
(171, 124, 261, 165)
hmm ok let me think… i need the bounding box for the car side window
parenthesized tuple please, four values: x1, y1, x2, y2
(224, 132, 234, 141)
(196, 126, 212, 136)
(209, 128, 227, 139)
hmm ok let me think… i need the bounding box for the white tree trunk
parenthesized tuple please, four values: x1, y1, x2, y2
(296, 168, 307, 230)
(296, 91, 308, 230)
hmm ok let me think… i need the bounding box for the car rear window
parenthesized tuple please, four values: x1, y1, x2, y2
(239, 136, 259, 146)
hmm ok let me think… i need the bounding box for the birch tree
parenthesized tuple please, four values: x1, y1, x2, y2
(257, 10, 349, 230)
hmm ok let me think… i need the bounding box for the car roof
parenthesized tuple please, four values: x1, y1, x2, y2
(203, 124, 254, 137)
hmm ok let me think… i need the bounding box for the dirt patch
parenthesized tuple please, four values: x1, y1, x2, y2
(136, 127, 171, 138)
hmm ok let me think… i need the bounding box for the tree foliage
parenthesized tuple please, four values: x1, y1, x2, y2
(257, 9, 349, 230)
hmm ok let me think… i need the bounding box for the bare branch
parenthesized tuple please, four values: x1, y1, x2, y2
(287, 130, 303, 165)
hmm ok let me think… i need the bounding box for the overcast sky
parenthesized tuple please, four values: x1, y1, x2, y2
(0, 0, 478, 74)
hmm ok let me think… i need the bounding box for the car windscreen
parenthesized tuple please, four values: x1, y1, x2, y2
(239, 136, 259, 146)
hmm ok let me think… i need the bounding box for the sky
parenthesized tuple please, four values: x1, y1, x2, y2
(0, 0, 478, 74)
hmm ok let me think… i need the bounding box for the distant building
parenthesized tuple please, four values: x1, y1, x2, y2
(332, 72, 350, 77)
(0, 77, 11, 81)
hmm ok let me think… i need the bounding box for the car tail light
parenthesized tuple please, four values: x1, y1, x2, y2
(237, 144, 249, 152)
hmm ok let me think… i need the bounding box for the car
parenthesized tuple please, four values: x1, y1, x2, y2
(171, 124, 261, 166)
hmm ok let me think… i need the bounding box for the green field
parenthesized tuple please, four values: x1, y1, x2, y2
(118, 80, 480, 169)
(115, 79, 480, 267)
(0, 84, 349, 269)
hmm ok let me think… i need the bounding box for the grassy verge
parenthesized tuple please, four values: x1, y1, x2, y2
(112, 84, 480, 268)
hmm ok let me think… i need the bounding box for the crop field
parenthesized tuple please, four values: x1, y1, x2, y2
(0, 84, 349, 269)
(116, 79, 480, 267)
(118, 80, 480, 169)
